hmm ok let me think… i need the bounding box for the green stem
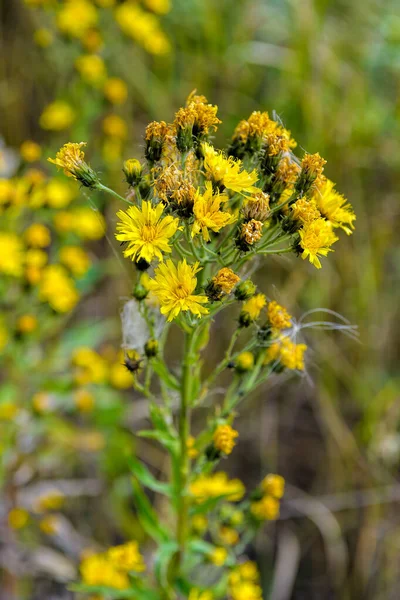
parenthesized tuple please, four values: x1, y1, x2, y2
(96, 182, 133, 205)
(176, 327, 196, 572)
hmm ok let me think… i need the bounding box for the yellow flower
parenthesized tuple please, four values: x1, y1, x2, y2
(80, 553, 129, 590)
(213, 424, 239, 455)
(265, 336, 307, 371)
(39, 265, 79, 313)
(39, 515, 59, 535)
(313, 178, 356, 235)
(290, 198, 321, 225)
(235, 351, 254, 372)
(147, 260, 209, 321)
(109, 361, 134, 389)
(267, 301, 292, 330)
(191, 182, 236, 241)
(209, 267, 240, 298)
(190, 472, 245, 503)
(72, 207, 106, 240)
(24, 224, 51, 248)
(74, 389, 95, 413)
(35, 492, 65, 513)
(219, 526, 239, 546)
(46, 179, 75, 208)
(60, 246, 91, 277)
(72, 347, 108, 384)
(230, 580, 263, 600)
(187, 436, 199, 459)
(209, 547, 228, 566)
(107, 541, 146, 572)
(301, 152, 326, 179)
(144, 0, 171, 14)
(241, 294, 266, 321)
(250, 495, 280, 520)
(0, 402, 19, 420)
(298, 217, 338, 269)
(239, 219, 263, 246)
(115, 3, 170, 55)
(261, 474, 285, 499)
(202, 142, 258, 194)
(102, 114, 127, 138)
(48, 142, 98, 188)
(8, 508, 29, 530)
(82, 28, 103, 52)
(17, 314, 38, 334)
(115, 201, 180, 264)
(236, 561, 259, 582)
(40, 101, 75, 130)
(0, 233, 24, 276)
(75, 54, 106, 85)
(191, 514, 208, 534)
(0, 179, 13, 205)
(189, 590, 213, 600)
(20, 140, 41, 162)
(57, 0, 98, 38)
(104, 78, 128, 104)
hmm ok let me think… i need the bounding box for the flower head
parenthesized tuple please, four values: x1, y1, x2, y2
(202, 142, 258, 194)
(190, 472, 245, 503)
(0, 233, 24, 277)
(250, 496, 280, 520)
(146, 259, 209, 321)
(115, 201, 180, 264)
(212, 267, 240, 295)
(48, 142, 98, 187)
(240, 294, 266, 326)
(261, 474, 285, 499)
(313, 178, 356, 235)
(265, 336, 307, 371)
(80, 553, 129, 590)
(40, 101, 75, 131)
(213, 424, 239, 455)
(107, 541, 145, 572)
(298, 217, 338, 269)
(267, 301, 292, 330)
(192, 182, 236, 241)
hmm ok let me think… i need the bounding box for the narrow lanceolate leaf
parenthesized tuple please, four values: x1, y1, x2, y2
(132, 477, 171, 543)
(151, 358, 180, 390)
(154, 540, 179, 590)
(149, 402, 178, 438)
(129, 457, 171, 497)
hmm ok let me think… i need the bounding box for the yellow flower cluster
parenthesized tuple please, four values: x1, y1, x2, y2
(229, 561, 262, 600)
(250, 474, 285, 521)
(190, 472, 245, 503)
(72, 347, 134, 390)
(265, 335, 307, 371)
(213, 424, 239, 455)
(80, 541, 145, 590)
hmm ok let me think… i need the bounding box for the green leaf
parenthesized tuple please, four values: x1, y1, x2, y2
(129, 457, 171, 497)
(138, 431, 179, 455)
(132, 477, 171, 543)
(151, 359, 180, 391)
(149, 403, 177, 438)
(154, 541, 179, 590)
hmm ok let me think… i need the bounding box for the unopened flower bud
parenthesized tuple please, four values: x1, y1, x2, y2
(144, 339, 158, 358)
(133, 282, 148, 301)
(234, 279, 256, 301)
(205, 267, 240, 302)
(235, 351, 254, 373)
(144, 121, 169, 164)
(242, 192, 270, 222)
(123, 159, 143, 186)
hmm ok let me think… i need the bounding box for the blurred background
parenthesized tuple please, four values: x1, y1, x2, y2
(1, 0, 400, 598)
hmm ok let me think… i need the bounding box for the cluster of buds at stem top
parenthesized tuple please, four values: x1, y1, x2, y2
(235, 219, 263, 252)
(48, 142, 99, 189)
(122, 159, 143, 187)
(144, 121, 170, 164)
(294, 152, 327, 196)
(204, 267, 240, 302)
